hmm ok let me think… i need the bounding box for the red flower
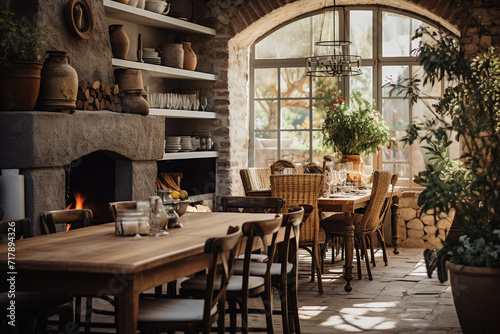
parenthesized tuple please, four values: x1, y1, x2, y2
(338, 99, 344, 103)
(387, 145, 392, 150)
(332, 104, 337, 108)
(358, 142, 362, 145)
(391, 138, 397, 144)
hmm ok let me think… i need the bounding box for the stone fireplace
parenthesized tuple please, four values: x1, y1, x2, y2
(0, 110, 164, 236)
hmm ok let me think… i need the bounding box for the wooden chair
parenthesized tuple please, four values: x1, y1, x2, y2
(239, 168, 271, 195)
(41, 208, 93, 234)
(137, 226, 242, 334)
(108, 201, 137, 220)
(180, 215, 283, 334)
(0, 219, 73, 333)
(270, 174, 324, 294)
(233, 207, 305, 334)
(221, 196, 284, 214)
(270, 160, 296, 175)
(320, 170, 391, 280)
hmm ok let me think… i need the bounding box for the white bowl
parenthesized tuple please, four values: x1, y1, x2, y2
(143, 47, 156, 53)
(145, 0, 167, 14)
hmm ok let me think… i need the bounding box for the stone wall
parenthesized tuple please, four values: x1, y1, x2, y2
(397, 191, 455, 249)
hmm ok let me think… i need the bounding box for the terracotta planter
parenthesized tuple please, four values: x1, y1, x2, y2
(38, 51, 78, 113)
(341, 154, 363, 172)
(0, 61, 42, 111)
(182, 42, 197, 71)
(160, 44, 183, 68)
(446, 261, 500, 334)
(121, 88, 149, 115)
(109, 24, 130, 59)
(114, 69, 143, 91)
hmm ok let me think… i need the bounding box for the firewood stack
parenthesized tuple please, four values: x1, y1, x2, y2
(76, 81, 122, 112)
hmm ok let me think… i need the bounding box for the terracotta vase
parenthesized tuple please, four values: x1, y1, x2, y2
(160, 44, 183, 68)
(182, 42, 197, 71)
(341, 154, 363, 172)
(114, 0, 130, 5)
(446, 261, 500, 333)
(114, 68, 143, 91)
(121, 88, 149, 115)
(109, 24, 130, 59)
(0, 61, 42, 111)
(38, 51, 78, 113)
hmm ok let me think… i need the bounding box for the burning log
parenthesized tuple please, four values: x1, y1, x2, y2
(77, 80, 122, 112)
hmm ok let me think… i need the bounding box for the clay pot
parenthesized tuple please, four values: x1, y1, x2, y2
(121, 88, 149, 115)
(182, 42, 197, 71)
(341, 154, 363, 172)
(38, 51, 78, 113)
(160, 44, 184, 68)
(0, 61, 42, 111)
(109, 24, 130, 59)
(114, 0, 130, 5)
(114, 69, 144, 91)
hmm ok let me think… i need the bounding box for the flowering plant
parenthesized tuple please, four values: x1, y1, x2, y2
(320, 91, 393, 155)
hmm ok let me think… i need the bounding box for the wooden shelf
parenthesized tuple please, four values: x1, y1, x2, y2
(112, 58, 216, 80)
(150, 109, 217, 119)
(160, 151, 219, 160)
(103, 0, 216, 35)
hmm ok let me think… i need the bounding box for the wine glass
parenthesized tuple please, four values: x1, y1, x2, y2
(200, 97, 207, 111)
(337, 163, 347, 191)
(327, 170, 339, 195)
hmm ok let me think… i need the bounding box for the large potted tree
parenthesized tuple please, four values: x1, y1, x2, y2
(0, 10, 51, 111)
(387, 27, 500, 333)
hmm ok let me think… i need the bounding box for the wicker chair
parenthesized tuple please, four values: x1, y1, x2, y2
(270, 160, 296, 175)
(239, 168, 271, 195)
(270, 173, 324, 294)
(320, 170, 391, 280)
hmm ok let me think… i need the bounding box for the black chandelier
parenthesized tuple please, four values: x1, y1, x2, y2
(306, 1, 361, 77)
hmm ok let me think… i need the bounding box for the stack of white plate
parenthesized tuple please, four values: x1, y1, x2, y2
(165, 136, 181, 153)
(191, 137, 200, 151)
(180, 136, 193, 152)
(143, 48, 161, 65)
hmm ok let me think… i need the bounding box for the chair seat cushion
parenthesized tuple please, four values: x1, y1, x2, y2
(233, 261, 293, 276)
(0, 292, 72, 313)
(138, 298, 216, 322)
(320, 213, 365, 234)
(181, 274, 265, 292)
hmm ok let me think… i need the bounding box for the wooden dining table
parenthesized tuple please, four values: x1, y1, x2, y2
(0, 212, 277, 334)
(247, 188, 400, 292)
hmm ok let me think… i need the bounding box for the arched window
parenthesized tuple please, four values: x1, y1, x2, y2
(249, 6, 459, 188)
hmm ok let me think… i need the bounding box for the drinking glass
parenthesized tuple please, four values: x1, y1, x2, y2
(200, 97, 207, 111)
(337, 163, 347, 190)
(327, 170, 339, 194)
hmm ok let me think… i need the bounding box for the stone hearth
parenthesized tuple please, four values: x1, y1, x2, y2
(0, 110, 164, 236)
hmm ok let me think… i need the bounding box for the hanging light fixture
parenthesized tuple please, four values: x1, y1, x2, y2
(306, 1, 361, 77)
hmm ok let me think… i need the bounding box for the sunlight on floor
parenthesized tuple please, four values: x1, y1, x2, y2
(298, 306, 328, 319)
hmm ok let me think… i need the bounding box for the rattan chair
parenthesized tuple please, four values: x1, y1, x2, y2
(270, 173, 324, 294)
(320, 170, 391, 280)
(138, 227, 242, 334)
(270, 160, 296, 175)
(239, 168, 272, 195)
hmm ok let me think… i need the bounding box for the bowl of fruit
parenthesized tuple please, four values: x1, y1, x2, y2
(170, 190, 190, 217)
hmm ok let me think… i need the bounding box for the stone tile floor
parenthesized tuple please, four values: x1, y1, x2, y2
(247, 247, 462, 333)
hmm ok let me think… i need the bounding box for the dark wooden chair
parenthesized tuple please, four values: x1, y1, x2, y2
(181, 215, 283, 334)
(137, 226, 242, 334)
(320, 170, 391, 280)
(108, 201, 137, 220)
(221, 196, 284, 214)
(234, 207, 305, 334)
(41, 209, 93, 234)
(0, 219, 73, 334)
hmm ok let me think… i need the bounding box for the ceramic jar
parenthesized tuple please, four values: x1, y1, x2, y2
(121, 88, 149, 115)
(109, 24, 130, 59)
(182, 42, 197, 71)
(149, 195, 168, 236)
(0, 61, 42, 111)
(38, 51, 78, 113)
(114, 69, 144, 91)
(160, 44, 184, 68)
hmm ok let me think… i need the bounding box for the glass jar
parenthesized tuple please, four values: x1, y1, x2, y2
(115, 209, 149, 236)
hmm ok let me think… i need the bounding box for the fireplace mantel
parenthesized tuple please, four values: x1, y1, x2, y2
(0, 110, 165, 236)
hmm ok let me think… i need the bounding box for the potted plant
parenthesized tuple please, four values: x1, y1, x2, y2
(319, 89, 393, 170)
(0, 10, 51, 111)
(386, 26, 500, 333)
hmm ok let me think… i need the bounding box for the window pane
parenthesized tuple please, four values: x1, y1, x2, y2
(350, 10, 372, 58)
(255, 68, 278, 99)
(255, 100, 278, 130)
(312, 76, 339, 98)
(383, 163, 410, 180)
(254, 133, 277, 167)
(382, 12, 411, 57)
(412, 66, 442, 96)
(280, 67, 309, 98)
(281, 131, 310, 164)
(313, 130, 335, 162)
(382, 65, 409, 97)
(256, 16, 311, 59)
(312, 76, 340, 128)
(281, 99, 309, 130)
(351, 66, 373, 100)
(382, 130, 408, 161)
(382, 98, 409, 130)
(312, 10, 339, 56)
